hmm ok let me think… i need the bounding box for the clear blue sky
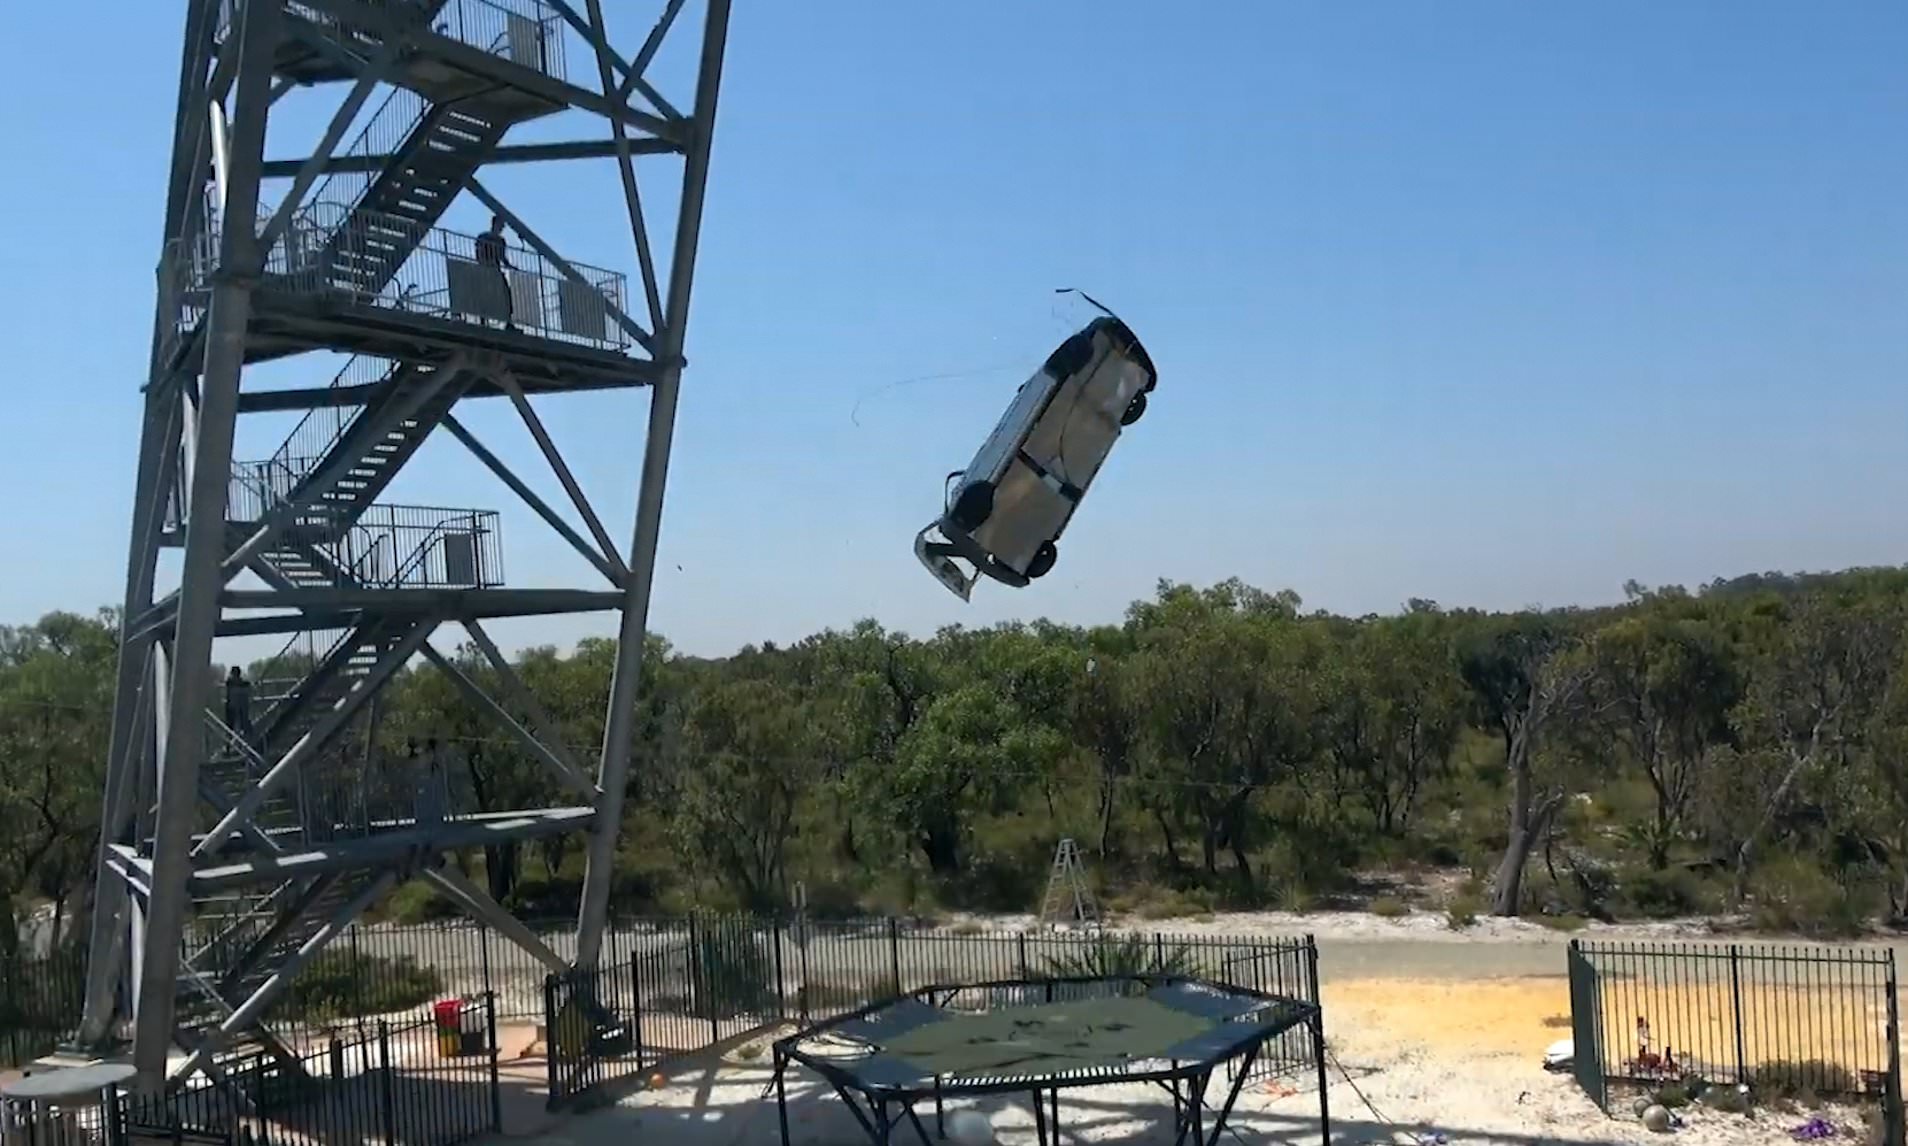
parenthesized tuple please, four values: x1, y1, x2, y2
(2, 2, 1905, 657)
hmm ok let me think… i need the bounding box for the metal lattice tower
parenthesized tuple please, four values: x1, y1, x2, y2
(78, 0, 731, 1085)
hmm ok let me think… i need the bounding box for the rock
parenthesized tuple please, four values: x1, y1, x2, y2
(1642, 1104, 1673, 1133)
(1633, 1096, 1654, 1117)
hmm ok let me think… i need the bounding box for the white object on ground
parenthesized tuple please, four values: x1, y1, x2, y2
(947, 1109, 997, 1146)
(1542, 1038, 1573, 1069)
(1642, 1104, 1672, 1132)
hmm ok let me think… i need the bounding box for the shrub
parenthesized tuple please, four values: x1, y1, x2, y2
(1533, 913, 1587, 932)
(1748, 858, 1872, 938)
(1042, 932, 1195, 979)
(1369, 896, 1410, 919)
(1619, 866, 1715, 918)
(1751, 1059, 1857, 1102)
(1445, 892, 1482, 930)
(278, 951, 442, 1021)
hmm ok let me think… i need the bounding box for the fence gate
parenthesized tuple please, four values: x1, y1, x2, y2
(1566, 940, 1606, 1111)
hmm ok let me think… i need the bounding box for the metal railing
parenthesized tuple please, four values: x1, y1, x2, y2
(225, 481, 506, 592)
(114, 997, 500, 1146)
(0, 947, 85, 1071)
(180, 204, 632, 353)
(1568, 939, 1904, 1142)
(215, 0, 567, 83)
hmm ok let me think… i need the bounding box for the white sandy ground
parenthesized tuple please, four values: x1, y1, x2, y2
(500, 1024, 1874, 1146)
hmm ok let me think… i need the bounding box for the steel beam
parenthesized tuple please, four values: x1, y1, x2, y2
(581, 0, 666, 331)
(576, 0, 732, 971)
(259, 137, 677, 177)
(441, 414, 626, 586)
(419, 641, 596, 799)
(134, 0, 282, 1085)
(490, 366, 626, 573)
(419, 867, 569, 975)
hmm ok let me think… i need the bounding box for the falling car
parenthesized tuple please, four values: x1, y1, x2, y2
(915, 314, 1157, 600)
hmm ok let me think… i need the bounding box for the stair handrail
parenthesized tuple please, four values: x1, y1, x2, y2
(250, 354, 399, 522)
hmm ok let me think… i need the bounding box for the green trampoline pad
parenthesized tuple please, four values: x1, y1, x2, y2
(880, 995, 1216, 1079)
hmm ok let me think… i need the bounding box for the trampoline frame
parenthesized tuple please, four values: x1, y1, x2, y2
(770, 974, 1330, 1146)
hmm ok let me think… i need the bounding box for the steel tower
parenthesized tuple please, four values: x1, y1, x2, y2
(79, 0, 731, 1085)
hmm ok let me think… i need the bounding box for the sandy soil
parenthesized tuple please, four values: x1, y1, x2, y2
(445, 911, 1904, 1145)
(502, 1026, 1874, 1146)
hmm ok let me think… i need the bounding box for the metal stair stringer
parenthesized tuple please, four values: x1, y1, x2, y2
(269, 361, 476, 537)
(173, 865, 401, 1080)
(315, 98, 519, 299)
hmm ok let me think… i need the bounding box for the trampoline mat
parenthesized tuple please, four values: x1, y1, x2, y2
(879, 995, 1216, 1079)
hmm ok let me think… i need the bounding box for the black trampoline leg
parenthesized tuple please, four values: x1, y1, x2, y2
(1192, 1072, 1207, 1146)
(1311, 1013, 1332, 1146)
(934, 1079, 944, 1140)
(1050, 1089, 1060, 1144)
(1031, 1089, 1048, 1146)
(876, 1100, 892, 1146)
(775, 1050, 791, 1146)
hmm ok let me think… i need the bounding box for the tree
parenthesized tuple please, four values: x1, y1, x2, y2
(672, 678, 823, 909)
(1721, 596, 1901, 903)
(1457, 614, 1594, 916)
(1321, 615, 1464, 837)
(1130, 610, 1315, 891)
(0, 611, 115, 953)
(1585, 612, 1738, 868)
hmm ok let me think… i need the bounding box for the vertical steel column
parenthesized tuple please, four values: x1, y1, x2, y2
(575, 0, 732, 969)
(131, 0, 281, 1083)
(80, 0, 219, 1046)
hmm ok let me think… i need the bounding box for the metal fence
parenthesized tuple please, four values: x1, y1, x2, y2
(542, 917, 1321, 1111)
(1568, 939, 1904, 1143)
(0, 997, 498, 1146)
(0, 949, 85, 1071)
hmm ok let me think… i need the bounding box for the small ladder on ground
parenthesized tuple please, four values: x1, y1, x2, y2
(1038, 838, 1100, 930)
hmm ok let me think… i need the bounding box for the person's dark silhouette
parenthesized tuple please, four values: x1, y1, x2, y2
(475, 214, 516, 331)
(223, 666, 254, 746)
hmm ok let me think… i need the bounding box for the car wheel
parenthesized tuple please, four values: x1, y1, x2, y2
(950, 481, 995, 531)
(1121, 392, 1147, 426)
(1043, 331, 1094, 379)
(1027, 541, 1057, 579)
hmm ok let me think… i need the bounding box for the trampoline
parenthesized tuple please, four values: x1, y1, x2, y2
(771, 974, 1329, 1146)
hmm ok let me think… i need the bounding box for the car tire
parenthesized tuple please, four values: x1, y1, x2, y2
(1121, 392, 1147, 426)
(1027, 541, 1058, 579)
(1043, 331, 1095, 379)
(950, 481, 995, 531)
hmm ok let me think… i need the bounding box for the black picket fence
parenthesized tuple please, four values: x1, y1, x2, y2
(107, 996, 501, 1146)
(543, 917, 1321, 1110)
(0, 947, 86, 1070)
(1568, 939, 1904, 1144)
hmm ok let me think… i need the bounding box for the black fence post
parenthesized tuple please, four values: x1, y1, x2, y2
(377, 1019, 396, 1146)
(631, 948, 646, 1069)
(480, 920, 494, 1002)
(1154, 933, 1165, 974)
(1728, 944, 1747, 1086)
(1886, 951, 1904, 1146)
(486, 991, 503, 1133)
(1017, 932, 1029, 979)
(888, 918, 902, 995)
(772, 919, 787, 1021)
(542, 973, 560, 1109)
(797, 919, 811, 1022)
